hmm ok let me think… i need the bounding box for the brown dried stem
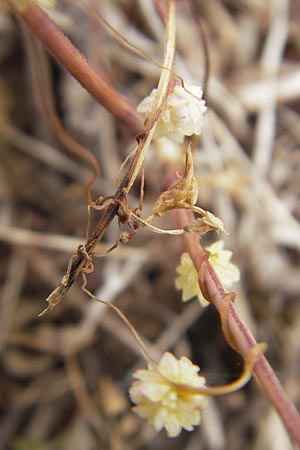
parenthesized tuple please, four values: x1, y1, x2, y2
(35, 0, 176, 315)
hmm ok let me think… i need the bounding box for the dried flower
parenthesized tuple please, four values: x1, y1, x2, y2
(137, 85, 206, 143)
(129, 352, 207, 437)
(184, 212, 227, 235)
(175, 240, 240, 306)
(148, 144, 198, 220)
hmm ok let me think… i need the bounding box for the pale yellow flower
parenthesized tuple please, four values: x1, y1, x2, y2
(175, 240, 240, 306)
(137, 85, 206, 143)
(129, 352, 207, 437)
(175, 252, 201, 303)
(207, 240, 240, 287)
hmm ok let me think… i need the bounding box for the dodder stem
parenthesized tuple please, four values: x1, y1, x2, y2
(176, 208, 300, 446)
(17, 3, 143, 133)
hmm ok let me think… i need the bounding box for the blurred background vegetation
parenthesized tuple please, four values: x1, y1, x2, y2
(0, 1, 299, 449)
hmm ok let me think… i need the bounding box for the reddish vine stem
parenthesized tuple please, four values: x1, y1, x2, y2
(176, 209, 300, 446)
(15, 2, 300, 446)
(17, 3, 143, 133)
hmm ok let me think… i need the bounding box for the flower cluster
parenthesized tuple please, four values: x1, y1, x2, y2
(129, 352, 207, 437)
(175, 240, 240, 306)
(137, 85, 206, 143)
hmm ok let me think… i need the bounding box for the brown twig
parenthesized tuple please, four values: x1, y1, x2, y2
(36, 0, 176, 315)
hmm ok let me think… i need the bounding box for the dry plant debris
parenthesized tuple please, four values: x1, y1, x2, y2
(0, 1, 300, 450)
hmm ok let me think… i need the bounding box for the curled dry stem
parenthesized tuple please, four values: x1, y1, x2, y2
(155, 342, 267, 397)
(38, 0, 177, 315)
(219, 292, 240, 353)
(197, 256, 212, 303)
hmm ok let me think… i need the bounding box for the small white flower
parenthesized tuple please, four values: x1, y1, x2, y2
(129, 352, 207, 437)
(137, 85, 206, 143)
(206, 240, 240, 288)
(175, 240, 240, 306)
(175, 252, 201, 303)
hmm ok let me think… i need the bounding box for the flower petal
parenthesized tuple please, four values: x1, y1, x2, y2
(137, 84, 206, 142)
(129, 352, 207, 437)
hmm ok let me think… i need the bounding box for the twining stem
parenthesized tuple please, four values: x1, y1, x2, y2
(176, 209, 300, 445)
(160, 342, 267, 397)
